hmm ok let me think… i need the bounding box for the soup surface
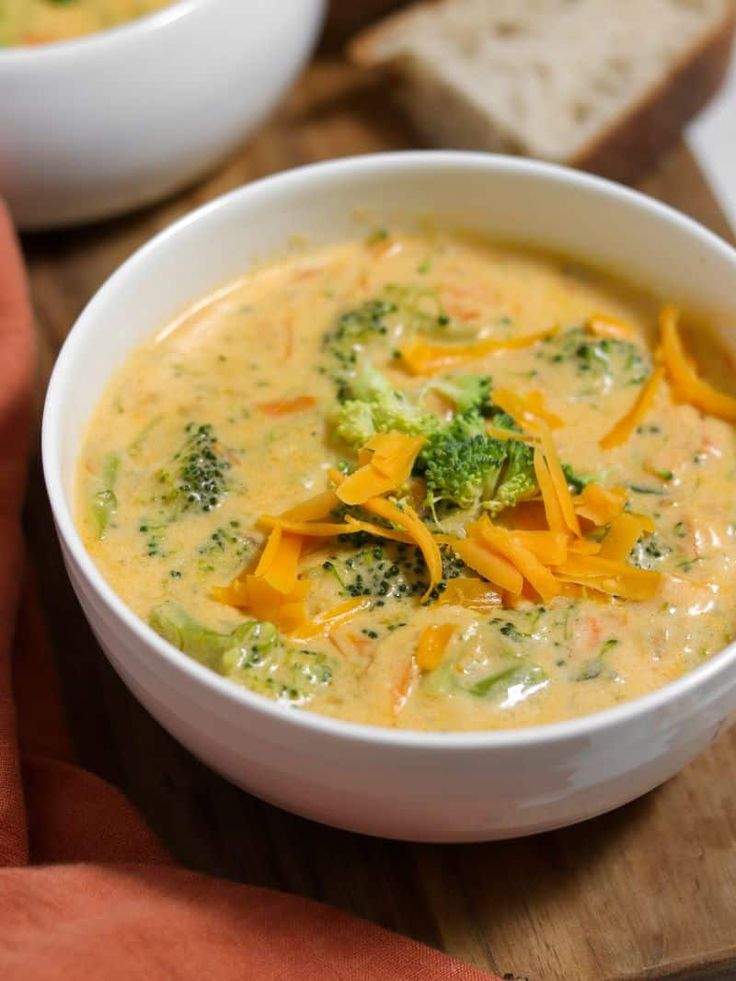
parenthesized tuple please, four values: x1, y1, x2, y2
(77, 231, 736, 731)
(0, 0, 173, 46)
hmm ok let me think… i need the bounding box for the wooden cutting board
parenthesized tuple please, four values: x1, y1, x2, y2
(21, 58, 736, 981)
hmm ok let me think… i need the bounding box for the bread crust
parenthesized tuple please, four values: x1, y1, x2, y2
(571, 8, 736, 184)
(349, 1, 736, 185)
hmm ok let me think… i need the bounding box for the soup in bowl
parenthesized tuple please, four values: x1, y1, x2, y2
(0, 0, 174, 46)
(43, 153, 736, 840)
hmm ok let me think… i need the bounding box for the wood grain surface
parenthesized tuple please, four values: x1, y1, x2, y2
(20, 58, 736, 981)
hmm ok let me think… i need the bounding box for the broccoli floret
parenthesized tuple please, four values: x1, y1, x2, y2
(149, 602, 335, 705)
(158, 423, 230, 516)
(149, 602, 254, 669)
(493, 438, 537, 512)
(421, 412, 507, 513)
(334, 362, 439, 447)
(334, 400, 377, 446)
(322, 284, 472, 395)
(428, 374, 493, 415)
(419, 409, 537, 516)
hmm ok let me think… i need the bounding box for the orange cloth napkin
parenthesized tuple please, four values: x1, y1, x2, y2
(0, 202, 499, 981)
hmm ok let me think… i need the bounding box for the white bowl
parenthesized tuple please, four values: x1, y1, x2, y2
(42, 152, 736, 841)
(0, 0, 325, 229)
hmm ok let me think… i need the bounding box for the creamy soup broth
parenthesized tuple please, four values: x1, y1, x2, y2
(0, 0, 173, 45)
(76, 232, 736, 731)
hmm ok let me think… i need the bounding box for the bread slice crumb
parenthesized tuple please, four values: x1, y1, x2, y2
(351, 0, 736, 182)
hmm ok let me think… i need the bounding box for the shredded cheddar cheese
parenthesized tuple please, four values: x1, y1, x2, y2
(598, 512, 656, 562)
(399, 326, 559, 375)
(362, 495, 442, 600)
(337, 433, 425, 506)
(660, 304, 736, 422)
(599, 367, 664, 449)
(574, 484, 627, 526)
(415, 623, 456, 671)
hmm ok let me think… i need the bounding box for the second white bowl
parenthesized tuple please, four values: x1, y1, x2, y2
(0, 0, 325, 229)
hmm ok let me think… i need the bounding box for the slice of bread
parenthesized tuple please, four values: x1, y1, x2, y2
(350, 0, 736, 183)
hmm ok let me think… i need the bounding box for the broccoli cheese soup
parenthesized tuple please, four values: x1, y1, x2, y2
(0, 0, 173, 46)
(76, 231, 736, 731)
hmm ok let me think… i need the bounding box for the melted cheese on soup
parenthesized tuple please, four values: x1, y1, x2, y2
(0, 0, 173, 46)
(76, 232, 736, 731)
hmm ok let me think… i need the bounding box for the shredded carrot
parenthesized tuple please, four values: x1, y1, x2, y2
(574, 484, 627, 526)
(256, 395, 316, 416)
(448, 537, 523, 595)
(437, 578, 503, 611)
(586, 312, 637, 340)
(399, 326, 559, 375)
(598, 512, 656, 562)
(599, 367, 664, 449)
(659, 304, 736, 422)
(282, 316, 295, 360)
(416, 623, 456, 671)
(362, 496, 442, 600)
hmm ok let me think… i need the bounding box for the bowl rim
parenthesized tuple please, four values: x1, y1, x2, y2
(0, 0, 203, 62)
(42, 149, 736, 751)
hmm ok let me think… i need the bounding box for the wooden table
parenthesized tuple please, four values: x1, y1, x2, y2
(21, 58, 736, 981)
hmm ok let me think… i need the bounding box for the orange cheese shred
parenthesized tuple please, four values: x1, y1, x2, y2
(493, 388, 563, 430)
(574, 484, 628, 526)
(537, 423, 581, 537)
(293, 597, 372, 640)
(533, 446, 566, 534)
(399, 326, 559, 376)
(471, 517, 560, 603)
(259, 530, 302, 595)
(660, 304, 736, 422)
(598, 512, 656, 563)
(343, 517, 414, 545)
(416, 623, 456, 672)
(437, 578, 503, 611)
(362, 496, 442, 600)
(554, 554, 661, 601)
(599, 367, 664, 449)
(258, 517, 352, 537)
(280, 489, 339, 522)
(510, 530, 569, 566)
(212, 576, 311, 634)
(448, 537, 523, 596)
(337, 433, 425, 506)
